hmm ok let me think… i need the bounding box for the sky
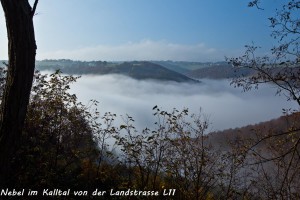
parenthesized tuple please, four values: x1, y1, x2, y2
(0, 0, 283, 61)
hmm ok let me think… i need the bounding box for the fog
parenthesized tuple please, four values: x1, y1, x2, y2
(68, 74, 297, 132)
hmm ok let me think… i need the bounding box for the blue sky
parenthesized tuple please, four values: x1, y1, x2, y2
(0, 0, 283, 61)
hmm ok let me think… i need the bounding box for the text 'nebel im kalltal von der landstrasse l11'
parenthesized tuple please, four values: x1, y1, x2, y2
(0, 188, 177, 197)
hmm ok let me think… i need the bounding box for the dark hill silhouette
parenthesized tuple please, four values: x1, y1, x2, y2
(115, 61, 197, 82)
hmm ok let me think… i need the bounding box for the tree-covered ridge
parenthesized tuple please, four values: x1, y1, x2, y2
(35, 60, 198, 83)
(34, 59, 300, 81)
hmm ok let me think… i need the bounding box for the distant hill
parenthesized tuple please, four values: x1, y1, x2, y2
(153, 61, 227, 74)
(35, 60, 198, 83)
(115, 61, 197, 82)
(34, 59, 257, 81)
(185, 62, 300, 80)
(186, 62, 254, 79)
(152, 61, 190, 74)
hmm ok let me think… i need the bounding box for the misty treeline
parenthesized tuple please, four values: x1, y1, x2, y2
(0, 68, 299, 199)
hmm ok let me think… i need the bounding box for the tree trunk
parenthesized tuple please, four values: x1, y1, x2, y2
(0, 0, 37, 186)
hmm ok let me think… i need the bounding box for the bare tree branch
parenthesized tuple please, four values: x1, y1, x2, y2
(31, 0, 39, 17)
(248, 0, 264, 10)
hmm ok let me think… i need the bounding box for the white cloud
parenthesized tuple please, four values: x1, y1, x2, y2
(38, 40, 222, 61)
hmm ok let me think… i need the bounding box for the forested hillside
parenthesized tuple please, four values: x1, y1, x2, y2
(35, 60, 197, 83)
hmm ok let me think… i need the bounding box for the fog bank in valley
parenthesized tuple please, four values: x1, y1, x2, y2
(69, 74, 297, 132)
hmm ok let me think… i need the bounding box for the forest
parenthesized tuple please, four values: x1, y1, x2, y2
(0, 0, 299, 199)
